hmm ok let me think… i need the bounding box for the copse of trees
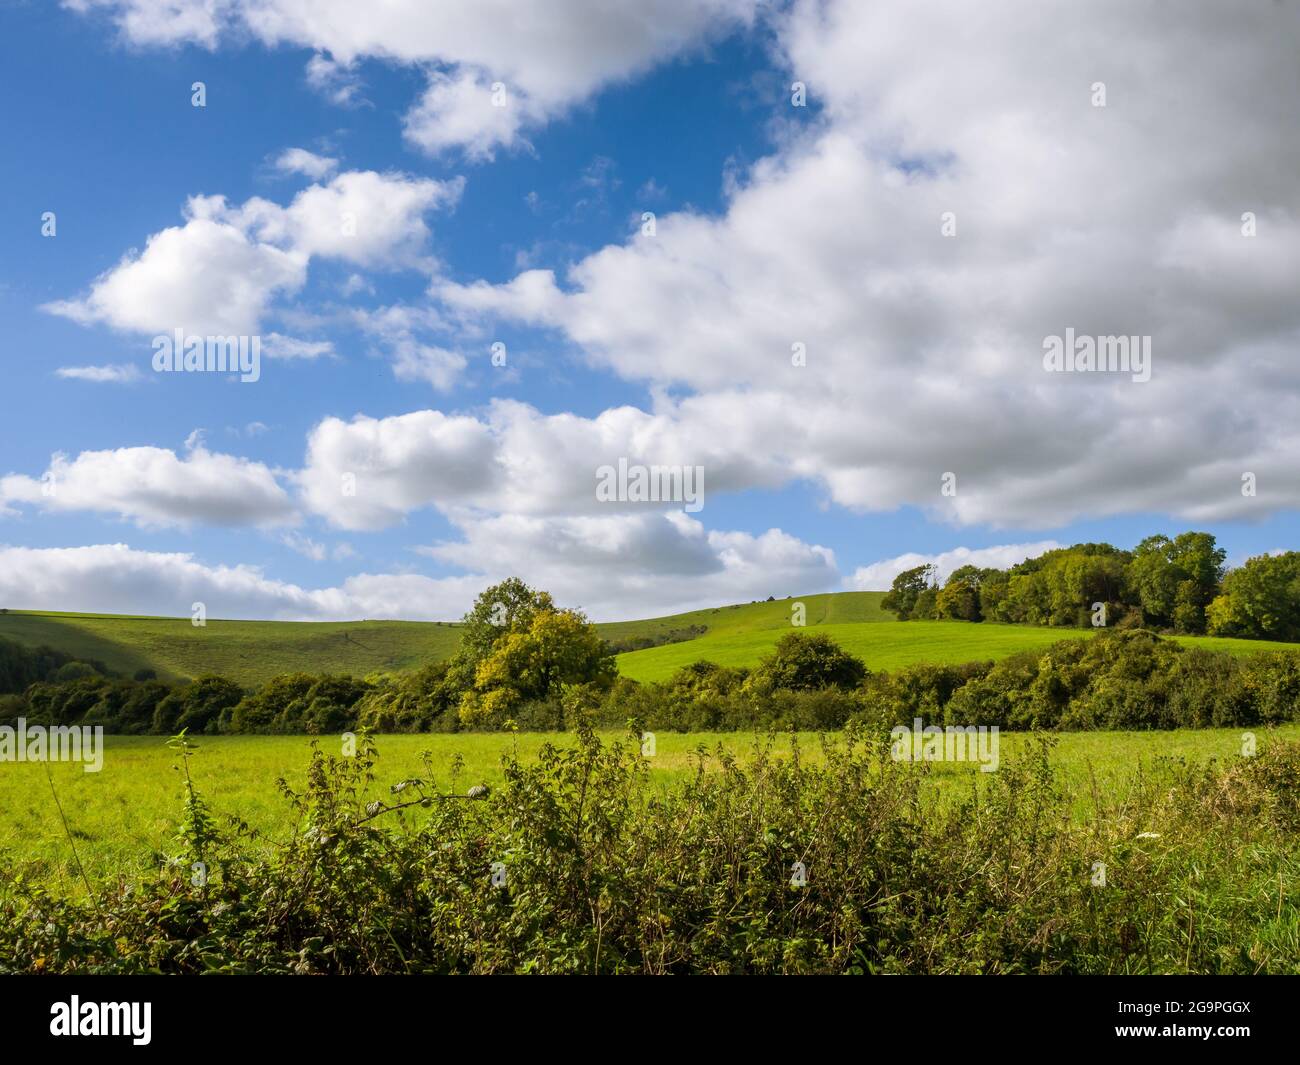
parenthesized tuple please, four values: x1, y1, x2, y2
(0, 635, 107, 694)
(1206, 551, 1300, 642)
(878, 533, 1300, 640)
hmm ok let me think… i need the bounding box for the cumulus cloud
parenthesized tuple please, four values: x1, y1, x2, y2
(846, 542, 1064, 592)
(43, 216, 305, 337)
(0, 445, 295, 528)
(297, 399, 787, 531)
(272, 147, 338, 180)
(0, 543, 482, 620)
(433, 0, 1300, 528)
(422, 510, 837, 619)
(352, 304, 466, 390)
(403, 68, 531, 161)
(0, 510, 834, 621)
(45, 170, 460, 337)
(67, 0, 763, 156)
(232, 169, 463, 266)
(296, 409, 501, 531)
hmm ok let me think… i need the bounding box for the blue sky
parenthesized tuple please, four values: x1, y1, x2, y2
(1, 1, 1297, 621)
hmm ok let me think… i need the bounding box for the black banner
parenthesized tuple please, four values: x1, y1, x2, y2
(1, 975, 1293, 1053)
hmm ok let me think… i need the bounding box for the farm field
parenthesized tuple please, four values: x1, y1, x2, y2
(3, 592, 1295, 689)
(4, 724, 1297, 894)
(613, 619, 1300, 682)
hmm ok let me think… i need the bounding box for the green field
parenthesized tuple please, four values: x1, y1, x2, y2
(4, 591, 1295, 688)
(5, 724, 1296, 894)
(615, 619, 1300, 681)
(0, 610, 464, 686)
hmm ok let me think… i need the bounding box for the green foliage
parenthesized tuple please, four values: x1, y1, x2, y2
(153, 676, 246, 736)
(0, 635, 102, 694)
(881, 564, 935, 620)
(355, 662, 461, 733)
(880, 534, 1247, 639)
(749, 630, 868, 692)
(460, 606, 617, 727)
(933, 566, 986, 621)
(449, 578, 555, 682)
(5, 729, 1300, 974)
(1208, 551, 1300, 641)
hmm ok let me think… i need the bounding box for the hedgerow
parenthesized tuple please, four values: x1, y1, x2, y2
(2, 727, 1298, 974)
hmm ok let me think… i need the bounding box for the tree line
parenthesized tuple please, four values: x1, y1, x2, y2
(881, 533, 1300, 641)
(3, 576, 1298, 735)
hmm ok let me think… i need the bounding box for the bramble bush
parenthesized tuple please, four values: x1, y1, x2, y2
(2, 727, 1298, 974)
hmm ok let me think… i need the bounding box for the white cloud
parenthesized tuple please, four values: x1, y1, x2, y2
(403, 68, 531, 161)
(0, 512, 834, 622)
(391, 343, 466, 390)
(262, 333, 335, 360)
(0, 543, 481, 621)
(297, 399, 786, 531)
(43, 216, 305, 337)
(67, 0, 763, 155)
(0, 445, 295, 528)
(272, 147, 338, 180)
(45, 170, 460, 337)
(846, 542, 1064, 591)
(434, 1, 1300, 528)
(237, 170, 463, 266)
(297, 410, 501, 531)
(54, 364, 142, 383)
(304, 53, 365, 106)
(352, 304, 467, 390)
(422, 509, 837, 620)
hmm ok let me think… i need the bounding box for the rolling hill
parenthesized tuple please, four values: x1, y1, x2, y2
(0, 591, 1295, 689)
(0, 611, 463, 688)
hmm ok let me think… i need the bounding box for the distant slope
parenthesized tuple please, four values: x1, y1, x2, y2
(0, 591, 1294, 689)
(0, 594, 888, 687)
(614, 618, 1300, 683)
(0, 611, 463, 688)
(598, 591, 890, 647)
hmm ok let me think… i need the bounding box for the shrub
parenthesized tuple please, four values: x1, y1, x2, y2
(749, 631, 868, 693)
(5, 729, 1300, 974)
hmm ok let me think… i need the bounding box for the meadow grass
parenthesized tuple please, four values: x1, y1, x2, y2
(0, 610, 464, 686)
(614, 618, 1300, 681)
(5, 723, 1297, 895)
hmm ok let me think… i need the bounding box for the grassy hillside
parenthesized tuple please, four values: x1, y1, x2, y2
(599, 590, 890, 646)
(614, 618, 1300, 682)
(1, 590, 1295, 689)
(0, 593, 887, 687)
(0, 611, 463, 688)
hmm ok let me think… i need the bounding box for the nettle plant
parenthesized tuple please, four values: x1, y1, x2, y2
(3, 725, 1300, 974)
